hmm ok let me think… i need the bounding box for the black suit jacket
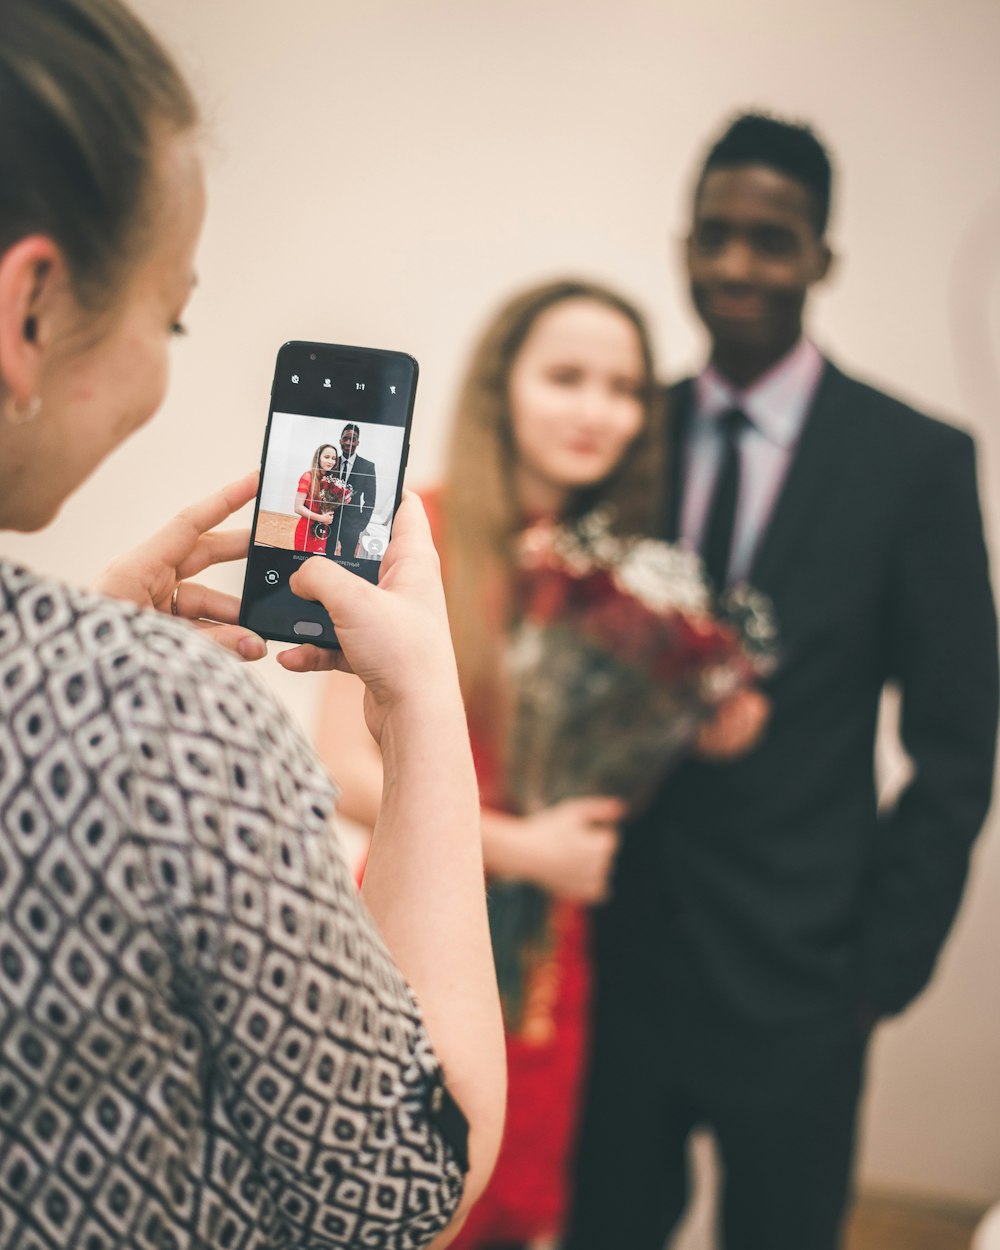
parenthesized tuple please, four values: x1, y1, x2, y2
(337, 454, 378, 550)
(603, 360, 998, 1026)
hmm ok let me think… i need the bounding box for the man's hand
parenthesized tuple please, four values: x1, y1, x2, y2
(695, 688, 770, 759)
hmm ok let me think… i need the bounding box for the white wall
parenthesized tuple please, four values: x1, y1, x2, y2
(3, 0, 998, 1210)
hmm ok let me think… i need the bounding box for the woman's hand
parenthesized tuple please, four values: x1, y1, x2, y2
(695, 688, 770, 759)
(487, 796, 626, 904)
(303, 493, 504, 1233)
(277, 492, 461, 745)
(94, 470, 266, 661)
(319, 511, 334, 525)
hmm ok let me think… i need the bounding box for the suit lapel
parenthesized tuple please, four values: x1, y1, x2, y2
(747, 361, 850, 594)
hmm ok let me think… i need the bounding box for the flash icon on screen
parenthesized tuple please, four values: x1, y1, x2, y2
(390, 386, 396, 394)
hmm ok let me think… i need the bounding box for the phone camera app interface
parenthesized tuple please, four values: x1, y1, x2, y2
(242, 346, 414, 645)
(255, 415, 401, 564)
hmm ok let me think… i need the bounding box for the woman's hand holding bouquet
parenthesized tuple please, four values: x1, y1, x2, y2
(490, 509, 779, 1029)
(490, 797, 625, 905)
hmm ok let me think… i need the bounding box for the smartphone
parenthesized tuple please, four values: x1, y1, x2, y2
(240, 340, 418, 647)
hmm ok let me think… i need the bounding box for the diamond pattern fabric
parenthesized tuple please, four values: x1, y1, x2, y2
(0, 562, 465, 1249)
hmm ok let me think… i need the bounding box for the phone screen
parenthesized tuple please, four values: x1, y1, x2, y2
(240, 340, 417, 647)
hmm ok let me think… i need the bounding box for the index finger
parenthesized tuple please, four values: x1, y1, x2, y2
(175, 526, 253, 580)
(156, 471, 260, 568)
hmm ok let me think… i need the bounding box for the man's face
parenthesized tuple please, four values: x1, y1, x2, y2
(686, 164, 831, 368)
(341, 428, 359, 457)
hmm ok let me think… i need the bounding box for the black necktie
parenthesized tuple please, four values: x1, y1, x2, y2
(700, 407, 747, 592)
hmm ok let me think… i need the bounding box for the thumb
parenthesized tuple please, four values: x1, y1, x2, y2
(288, 555, 376, 620)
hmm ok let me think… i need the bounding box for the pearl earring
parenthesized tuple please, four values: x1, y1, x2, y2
(4, 395, 42, 425)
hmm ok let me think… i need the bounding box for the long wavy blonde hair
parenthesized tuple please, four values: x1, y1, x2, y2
(441, 278, 667, 744)
(306, 443, 338, 502)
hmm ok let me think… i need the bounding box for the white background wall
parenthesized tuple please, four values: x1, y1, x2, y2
(4, 0, 998, 1215)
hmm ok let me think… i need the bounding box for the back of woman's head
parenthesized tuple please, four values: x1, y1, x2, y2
(0, 0, 197, 309)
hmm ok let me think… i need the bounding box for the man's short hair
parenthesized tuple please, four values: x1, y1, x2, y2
(342, 423, 360, 436)
(696, 112, 833, 236)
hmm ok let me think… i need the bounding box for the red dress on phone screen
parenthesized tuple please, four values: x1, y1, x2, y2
(293, 470, 330, 554)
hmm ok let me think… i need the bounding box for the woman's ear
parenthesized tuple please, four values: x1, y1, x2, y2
(814, 241, 835, 285)
(0, 235, 65, 406)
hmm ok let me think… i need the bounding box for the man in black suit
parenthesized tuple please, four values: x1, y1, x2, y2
(329, 422, 377, 559)
(566, 114, 998, 1250)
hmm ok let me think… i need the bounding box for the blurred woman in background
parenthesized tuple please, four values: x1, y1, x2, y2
(0, 1, 503, 1246)
(312, 278, 769, 1249)
(312, 281, 672, 1248)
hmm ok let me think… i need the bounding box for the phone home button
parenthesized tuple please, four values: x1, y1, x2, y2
(292, 621, 324, 637)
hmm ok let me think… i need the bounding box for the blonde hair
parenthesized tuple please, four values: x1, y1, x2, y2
(441, 278, 666, 741)
(307, 443, 338, 501)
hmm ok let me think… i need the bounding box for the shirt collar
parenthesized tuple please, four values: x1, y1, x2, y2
(694, 337, 824, 449)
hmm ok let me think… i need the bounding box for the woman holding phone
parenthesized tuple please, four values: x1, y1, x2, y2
(309, 280, 768, 1249)
(0, 3, 503, 1248)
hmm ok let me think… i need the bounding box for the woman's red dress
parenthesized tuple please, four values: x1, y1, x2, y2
(293, 470, 330, 553)
(452, 895, 592, 1249)
(423, 491, 595, 1249)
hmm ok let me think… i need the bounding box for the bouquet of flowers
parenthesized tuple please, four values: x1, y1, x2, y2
(310, 473, 354, 541)
(490, 509, 778, 1029)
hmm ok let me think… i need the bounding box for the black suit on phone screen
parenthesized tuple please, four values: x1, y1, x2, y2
(330, 454, 377, 558)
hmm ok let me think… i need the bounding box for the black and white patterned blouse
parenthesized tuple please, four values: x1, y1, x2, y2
(0, 563, 468, 1250)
